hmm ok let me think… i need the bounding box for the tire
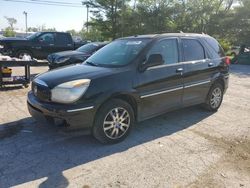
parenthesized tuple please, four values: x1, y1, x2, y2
(16, 50, 33, 59)
(203, 82, 224, 111)
(92, 99, 135, 144)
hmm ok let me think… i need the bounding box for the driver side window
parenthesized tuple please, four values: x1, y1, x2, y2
(38, 33, 54, 44)
(147, 39, 179, 65)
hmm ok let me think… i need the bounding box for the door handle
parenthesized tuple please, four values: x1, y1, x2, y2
(176, 68, 183, 73)
(208, 62, 214, 67)
(49, 44, 54, 46)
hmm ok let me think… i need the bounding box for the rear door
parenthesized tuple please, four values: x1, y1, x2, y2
(55, 33, 74, 52)
(136, 38, 184, 120)
(181, 38, 215, 106)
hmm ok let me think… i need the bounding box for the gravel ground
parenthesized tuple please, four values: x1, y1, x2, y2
(0, 65, 250, 188)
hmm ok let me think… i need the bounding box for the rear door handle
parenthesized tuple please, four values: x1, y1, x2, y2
(176, 68, 183, 73)
(208, 62, 214, 67)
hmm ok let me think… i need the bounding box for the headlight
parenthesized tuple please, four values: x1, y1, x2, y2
(0, 45, 4, 49)
(51, 79, 90, 103)
(55, 57, 70, 64)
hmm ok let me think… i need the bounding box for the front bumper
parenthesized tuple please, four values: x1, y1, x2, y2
(27, 91, 95, 131)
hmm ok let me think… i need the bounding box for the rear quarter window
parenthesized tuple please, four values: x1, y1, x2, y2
(203, 37, 225, 59)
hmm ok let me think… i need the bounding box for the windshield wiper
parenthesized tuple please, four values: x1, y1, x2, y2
(86, 61, 98, 66)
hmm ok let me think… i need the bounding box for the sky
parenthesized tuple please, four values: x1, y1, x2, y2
(0, 0, 88, 32)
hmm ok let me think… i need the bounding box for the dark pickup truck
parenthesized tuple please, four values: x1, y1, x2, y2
(0, 32, 88, 59)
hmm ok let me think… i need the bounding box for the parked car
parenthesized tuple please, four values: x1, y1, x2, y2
(231, 51, 250, 64)
(0, 32, 88, 59)
(27, 33, 230, 144)
(47, 42, 108, 70)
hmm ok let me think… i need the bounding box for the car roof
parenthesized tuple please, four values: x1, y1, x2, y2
(121, 33, 210, 40)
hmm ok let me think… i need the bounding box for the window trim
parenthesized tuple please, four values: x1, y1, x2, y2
(180, 37, 207, 62)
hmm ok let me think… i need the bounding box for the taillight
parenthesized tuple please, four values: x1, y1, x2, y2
(225, 56, 231, 65)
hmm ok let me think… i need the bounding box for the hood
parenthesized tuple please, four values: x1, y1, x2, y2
(35, 64, 114, 88)
(48, 50, 89, 62)
(0, 37, 28, 42)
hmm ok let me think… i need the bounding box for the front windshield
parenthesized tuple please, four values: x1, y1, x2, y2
(26, 32, 41, 40)
(77, 43, 99, 53)
(85, 39, 151, 67)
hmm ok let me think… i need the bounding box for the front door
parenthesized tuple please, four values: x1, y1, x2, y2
(136, 38, 184, 120)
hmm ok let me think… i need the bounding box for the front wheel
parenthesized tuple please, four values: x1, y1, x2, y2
(92, 99, 135, 144)
(204, 83, 224, 111)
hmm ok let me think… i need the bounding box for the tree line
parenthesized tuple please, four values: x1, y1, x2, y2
(83, 0, 250, 48)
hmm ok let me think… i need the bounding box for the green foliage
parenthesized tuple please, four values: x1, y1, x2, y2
(79, 28, 106, 41)
(218, 38, 232, 52)
(3, 27, 15, 37)
(84, 0, 247, 43)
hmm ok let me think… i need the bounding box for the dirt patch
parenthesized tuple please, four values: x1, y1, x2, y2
(188, 130, 250, 188)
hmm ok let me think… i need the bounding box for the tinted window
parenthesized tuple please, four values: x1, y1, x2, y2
(38, 33, 54, 44)
(85, 39, 151, 67)
(183, 39, 205, 61)
(56, 33, 72, 45)
(204, 37, 225, 58)
(26, 32, 41, 40)
(77, 43, 100, 53)
(147, 39, 179, 65)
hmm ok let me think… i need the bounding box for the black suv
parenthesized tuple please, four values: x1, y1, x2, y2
(27, 33, 230, 144)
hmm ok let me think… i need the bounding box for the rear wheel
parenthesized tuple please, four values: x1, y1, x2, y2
(16, 50, 32, 60)
(204, 83, 224, 111)
(92, 99, 134, 144)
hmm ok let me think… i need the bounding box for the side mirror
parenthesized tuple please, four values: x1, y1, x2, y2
(140, 54, 164, 71)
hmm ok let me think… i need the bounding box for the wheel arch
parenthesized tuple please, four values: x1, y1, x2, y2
(15, 49, 33, 58)
(213, 77, 225, 91)
(95, 93, 138, 121)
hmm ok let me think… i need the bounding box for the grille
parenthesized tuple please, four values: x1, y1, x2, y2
(32, 81, 51, 101)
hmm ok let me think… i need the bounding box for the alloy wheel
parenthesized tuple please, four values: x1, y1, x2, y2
(210, 87, 222, 109)
(103, 107, 130, 139)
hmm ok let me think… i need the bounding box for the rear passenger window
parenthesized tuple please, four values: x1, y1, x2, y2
(56, 33, 72, 45)
(182, 39, 205, 61)
(147, 39, 179, 65)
